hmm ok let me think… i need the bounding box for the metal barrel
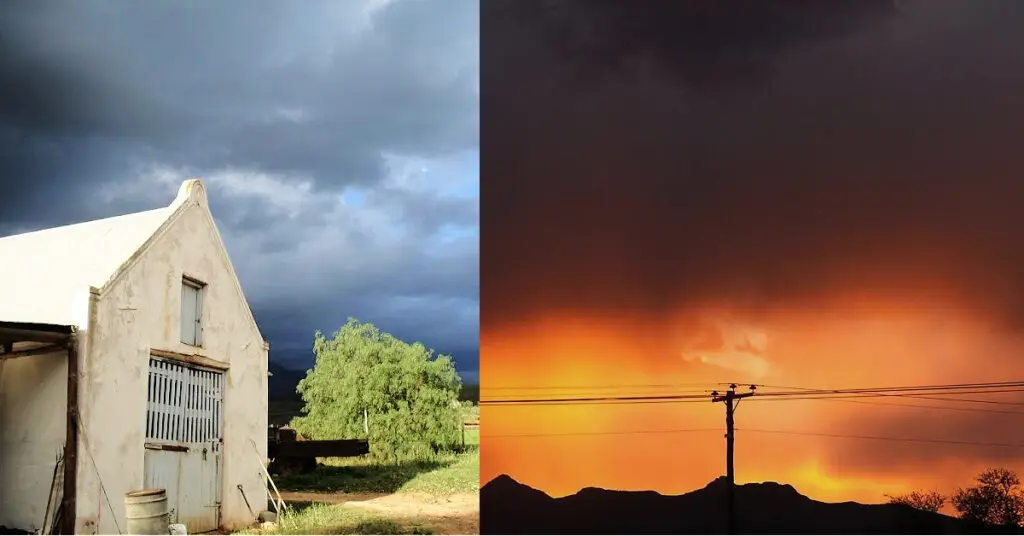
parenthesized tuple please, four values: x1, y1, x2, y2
(124, 488, 170, 535)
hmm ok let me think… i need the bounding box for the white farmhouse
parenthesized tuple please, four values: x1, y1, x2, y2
(0, 179, 269, 534)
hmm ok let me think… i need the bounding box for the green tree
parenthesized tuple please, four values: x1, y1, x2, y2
(952, 468, 1024, 527)
(885, 490, 946, 513)
(290, 319, 463, 463)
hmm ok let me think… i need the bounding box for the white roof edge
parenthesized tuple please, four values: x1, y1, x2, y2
(96, 177, 207, 295)
(99, 177, 268, 346)
(174, 178, 209, 210)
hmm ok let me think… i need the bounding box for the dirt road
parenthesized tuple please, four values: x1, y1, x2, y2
(278, 491, 480, 534)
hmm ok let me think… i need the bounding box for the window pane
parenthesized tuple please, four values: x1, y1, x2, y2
(181, 283, 198, 344)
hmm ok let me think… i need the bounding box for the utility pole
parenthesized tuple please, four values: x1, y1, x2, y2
(711, 384, 756, 535)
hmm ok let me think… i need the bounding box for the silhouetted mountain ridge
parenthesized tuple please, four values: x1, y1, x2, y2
(485, 474, 553, 506)
(481, 475, 1020, 534)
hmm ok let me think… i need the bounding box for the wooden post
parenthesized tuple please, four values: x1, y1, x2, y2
(725, 392, 736, 535)
(62, 337, 79, 535)
(712, 384, 755, 535)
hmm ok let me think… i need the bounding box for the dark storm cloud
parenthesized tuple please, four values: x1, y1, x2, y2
(0, 0, 479, 371)
(503, 0, 895, 90)
(482, 0, 1024, 333)
(0, 0, 477, 224)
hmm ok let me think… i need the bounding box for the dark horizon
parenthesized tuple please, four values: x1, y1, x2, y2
(268, 346, 480, 379)
(479, 472, 1003, 535)
(478, 472, 891, 504)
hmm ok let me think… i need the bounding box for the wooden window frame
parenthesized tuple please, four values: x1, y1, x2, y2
(181, 276, 206, 347)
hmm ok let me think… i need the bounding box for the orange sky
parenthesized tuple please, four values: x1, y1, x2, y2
(479, 0, 1024, 512)
(480, 295, 1024, 506)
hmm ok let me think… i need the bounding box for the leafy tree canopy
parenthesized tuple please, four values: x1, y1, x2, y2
(291, 319, 463, 463)
(952, 468, 1024, 527)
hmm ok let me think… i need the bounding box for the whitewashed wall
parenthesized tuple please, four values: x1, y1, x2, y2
(0, 349, 68, 532)
(74, 184, 269, 534)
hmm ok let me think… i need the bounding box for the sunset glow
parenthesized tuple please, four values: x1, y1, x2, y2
(481, 295, 1024, 504)
(481, 2, 1024, 530)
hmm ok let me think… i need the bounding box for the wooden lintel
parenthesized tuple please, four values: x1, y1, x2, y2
(150, 348, 229, 371)
(0, 343, 66, 361)
(144, 442, 189, 453)
(0, 327, 71, 344)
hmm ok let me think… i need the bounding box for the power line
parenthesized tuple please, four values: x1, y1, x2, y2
(484, 380, 1024, 397)
(482, 426, 1024, 449)
(891, 393, 1024, 407)
(480, 392, 713, 406)
(482, 428, 721, 439)
(482, 384, 722, 401)
(479, 381, 1024, 405)
(766, 389, 1024, 400)
(481, 389, 716, 400)
(481, 378, 1024, 536)
(487, 393, 1023, 408)
(480, 381, 1024, 406)
(482, 390, 712, 400)
(761, 395, 1024, 416)
(751, 381, 1024, 398)
(485, 382, 723, 392)
(745, 383, 1024, 409)
(488, 379, 1024, 392)
(478, 388, 1024, 406)
(746, 388, 1024, 404)
(737, 428, 1024, 449)
(756, 381, 1024, 392)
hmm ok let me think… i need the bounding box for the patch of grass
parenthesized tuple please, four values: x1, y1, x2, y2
(399, 431, 479, 495)
(235, 502, 433, 535)
(463, 427, 479, 446)
(276, 430, 479, 495)
(264, 419, 480, 534)
(277, 458, 449, 494)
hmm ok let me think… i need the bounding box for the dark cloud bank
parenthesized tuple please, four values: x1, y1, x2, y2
(482, 0, 1024, 475)
(483, 0, 1024, 331)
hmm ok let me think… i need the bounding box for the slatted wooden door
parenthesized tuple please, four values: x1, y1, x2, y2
(144, 358, 224, 533)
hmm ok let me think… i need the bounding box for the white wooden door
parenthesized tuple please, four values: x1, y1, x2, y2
(144, 358, 224, 533)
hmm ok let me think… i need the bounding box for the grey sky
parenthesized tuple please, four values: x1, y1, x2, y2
(0, 0, 480, 376)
